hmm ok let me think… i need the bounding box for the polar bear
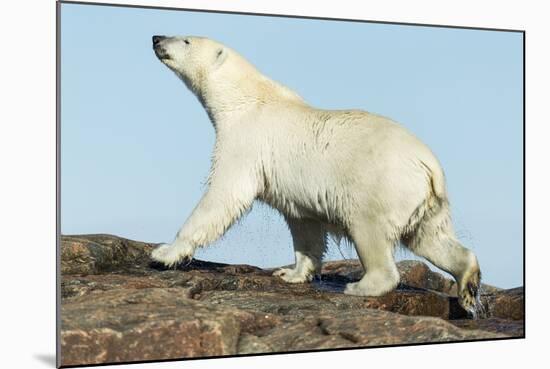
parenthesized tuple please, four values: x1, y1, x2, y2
(150, 35, 482, 313)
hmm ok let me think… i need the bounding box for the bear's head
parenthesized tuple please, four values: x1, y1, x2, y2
(152, 35, 304, 124)
(152, 35, 231, 95)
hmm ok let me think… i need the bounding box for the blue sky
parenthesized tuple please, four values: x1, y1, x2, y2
(60, 3, 523, 288)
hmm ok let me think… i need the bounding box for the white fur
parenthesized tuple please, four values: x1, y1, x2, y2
(151, 36, 481, 310)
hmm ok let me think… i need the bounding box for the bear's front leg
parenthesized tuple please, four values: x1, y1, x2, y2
(151, 166, 258, 268)
(273, 218, 326, 283)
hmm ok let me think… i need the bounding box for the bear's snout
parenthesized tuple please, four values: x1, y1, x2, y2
(152, 35, 170, 60)
(152, 35, 167, 46)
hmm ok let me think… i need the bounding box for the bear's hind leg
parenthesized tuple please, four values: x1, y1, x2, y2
(405, 206, 481, 315)
(273, 218, 326, 283)
(344, 221, 400, 296)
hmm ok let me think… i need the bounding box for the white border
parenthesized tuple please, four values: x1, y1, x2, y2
(1, 0, 548, 368)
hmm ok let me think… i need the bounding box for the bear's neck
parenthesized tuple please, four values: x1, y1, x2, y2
(197, 72, 306, 131)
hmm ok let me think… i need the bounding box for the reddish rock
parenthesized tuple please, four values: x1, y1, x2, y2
(61, 288, 243, 366)
(396, 260, 457, 293)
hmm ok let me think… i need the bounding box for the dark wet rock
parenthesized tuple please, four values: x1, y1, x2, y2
(60, 234, 524, 366)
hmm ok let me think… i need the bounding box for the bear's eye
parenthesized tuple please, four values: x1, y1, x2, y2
(183, 39, 190, 45)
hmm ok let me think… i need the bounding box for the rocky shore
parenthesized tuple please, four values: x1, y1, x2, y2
(60, 234, 524, 366)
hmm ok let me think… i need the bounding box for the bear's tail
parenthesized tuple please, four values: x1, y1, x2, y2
(419, 158, 447, 203)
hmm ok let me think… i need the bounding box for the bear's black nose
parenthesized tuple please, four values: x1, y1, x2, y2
(152, 35, 166, 45)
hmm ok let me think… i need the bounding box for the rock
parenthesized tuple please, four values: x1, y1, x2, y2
(486, 287, 524, 320)
(450, 318, 524, 336)
(320, 259, 363, 280)
(236, 309, 503, 355)
(60, 234, 524, 366)
(395, 260, 457, 293)
(61, 288, 242, 366)
(316, 309, 501, 347)
(61, 234, 155, 275)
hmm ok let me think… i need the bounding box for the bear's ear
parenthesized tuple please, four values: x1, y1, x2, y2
(213, 47, 228, 68)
